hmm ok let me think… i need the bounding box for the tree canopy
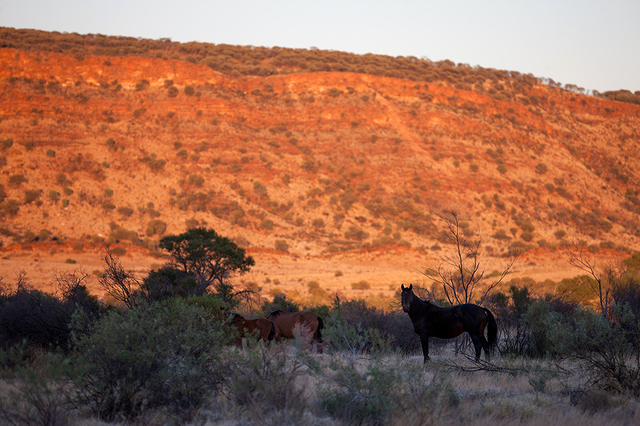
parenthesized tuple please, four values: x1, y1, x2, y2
(159, 227, 255, 299)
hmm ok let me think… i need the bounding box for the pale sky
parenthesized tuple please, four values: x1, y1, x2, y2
(1, 0, 639, 93)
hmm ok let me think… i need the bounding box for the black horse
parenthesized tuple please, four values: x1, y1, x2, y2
(400, 284, 497, 363)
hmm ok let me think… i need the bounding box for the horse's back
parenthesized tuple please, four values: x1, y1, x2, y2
(460, 303, 489, 322)
(270, 311, 320, 338)
(422, 303, 486, 339)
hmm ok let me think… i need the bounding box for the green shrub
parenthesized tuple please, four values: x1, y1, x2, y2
(0, 347, 72, 425)
(9, 174, 28, 186)
(139, 266, 198, 301)
(535, 163, 548, 174)
(146, 219, 167, 236)
(1, 138, 14, 150)
(188, 174, 204, 187)
(521, 230, 534, 242)
(167, 86, 179, 97)
(344, 225, 368, 241)
(319, 354, 457, 424)
(23, 189, 42, 204)
(39, 229, 51, 241)
(351, 280, 371, 290)
(0, 273, 100, 351)
(260, 294, 300, 315)
(493, 229, 510, 240)
(546, 305, 640, 395)
(253, 180, 268, 198)
(226, 340, 311, 421)
(0, 199, 20, 217)
(22, 230, 37, 243)
(327, 87, 342, 97)
(116, 206, 134, 217)
(108, 223, 139, 244)
(46, 149, 55, 157)
(71, 301, 231, 421)
(274, 239, 288, 251)
(320, 358, 394, 424)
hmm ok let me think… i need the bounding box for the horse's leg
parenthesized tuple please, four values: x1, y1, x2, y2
(420, 335, 430, 364)
(314, 329, 323, 354)
(479, 331, 490, 361)
(469, 333, 482, 361)
(273, 325, 282, 342)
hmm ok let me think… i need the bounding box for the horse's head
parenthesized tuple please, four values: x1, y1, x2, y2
(400, 284, 413, 312)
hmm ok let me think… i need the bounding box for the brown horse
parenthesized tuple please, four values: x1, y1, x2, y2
(266, 310, 324, 353)
(400, 284, 497, 363)
(231, 314, 275, 345)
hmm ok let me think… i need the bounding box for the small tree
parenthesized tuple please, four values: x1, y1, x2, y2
(421, 211, 516, 305)
(98, 248, 140, 309)
(565, 244, 617, 322)
(159, 227, 255, 301)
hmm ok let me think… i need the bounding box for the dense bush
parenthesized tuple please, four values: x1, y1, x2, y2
(0, 272, 101, 352)
(145, 219, 166, 236)
(325, 299, 420, 356)
(320, 352, 459, 425)
(260, 293, 300, 315)
(0, 346, 73, 425)
(138, 265, 197, 301)
(547, 304, 640, 395)
(489, 285, 578, 357)
(70, 300, 232, 421)
(225, 339, 313, 422)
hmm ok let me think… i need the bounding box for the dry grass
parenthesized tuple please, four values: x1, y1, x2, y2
(2, 339, 639, 425)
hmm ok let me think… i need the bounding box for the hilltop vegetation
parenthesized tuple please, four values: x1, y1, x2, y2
(2, 26, 639, 104)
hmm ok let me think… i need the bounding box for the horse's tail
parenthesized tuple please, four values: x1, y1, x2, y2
(315, 316, 324, 340)
(315, 316, 324, 353)
(483, 308, 498, 346)
(267, 321, 275, 341)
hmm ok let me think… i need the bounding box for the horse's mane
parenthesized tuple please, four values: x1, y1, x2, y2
(407, 287, 443, 307)
(267, 310, 284, 319)
(409, 292, 444, 314)
(426, 298, 442, 307)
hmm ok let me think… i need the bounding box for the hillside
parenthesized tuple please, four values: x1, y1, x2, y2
(1, 29, 640, 305)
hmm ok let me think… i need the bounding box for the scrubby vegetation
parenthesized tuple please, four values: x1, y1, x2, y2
(1, 226, 640, 424)
(4, 26, 637, 105)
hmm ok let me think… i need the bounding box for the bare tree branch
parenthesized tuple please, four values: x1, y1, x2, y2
(98, 247, 140, 309)
(421, 210, 516, 306)
(564, 244, 617, 321)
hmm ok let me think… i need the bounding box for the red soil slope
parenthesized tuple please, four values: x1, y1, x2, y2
(1, 48, 639, 303)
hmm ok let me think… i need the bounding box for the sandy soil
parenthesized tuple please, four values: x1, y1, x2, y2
(1, 242, 615, 307)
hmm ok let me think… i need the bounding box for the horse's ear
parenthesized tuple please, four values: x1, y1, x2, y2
(409, 284, 413, 290)
(401, 284, 405, 290)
